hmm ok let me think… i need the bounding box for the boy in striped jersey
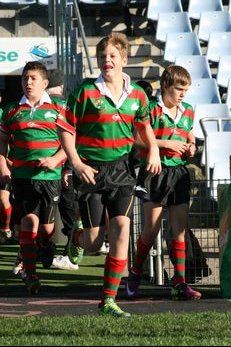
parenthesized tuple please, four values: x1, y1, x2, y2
(126, 65, 202, 300)
(0, 61, 67, 294)
(56, 32, 161, 317)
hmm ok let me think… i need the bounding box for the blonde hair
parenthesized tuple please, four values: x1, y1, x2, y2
(96, 32, 129, 59)
(160, 65, 192, 93)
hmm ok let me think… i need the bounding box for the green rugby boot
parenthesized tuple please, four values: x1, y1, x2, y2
(98, 298, 131, 318)
(67, 229, 84, 265)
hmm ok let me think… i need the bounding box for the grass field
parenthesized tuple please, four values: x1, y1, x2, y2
(1, 244, 231, 346)
(0, 244, 105, 288)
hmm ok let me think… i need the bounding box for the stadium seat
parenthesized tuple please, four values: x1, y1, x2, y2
(226, 79, 231, 111)
(229, 0, 231, 14)
(0, 0, 36, 4)
(188, 0, 224, 20)
(37, 0, 48, 4)
(206, 32, 231, 63)
(156, 12, 192, 43)
(211, 162, 230, 200)
(200, 128, 231, 183)
(193, 103, 231, 140)
(164, 32, 201, 63)
(198, 11, 231, 42)
(213, 161, 230, 180)
(147, 0, 182, 22)
(129, 0, 148, 5)
(175, 55, 212, 79)
(217, 55, 231, 89)
(183, 78, 221, 108)
(78, 0, 117, 4)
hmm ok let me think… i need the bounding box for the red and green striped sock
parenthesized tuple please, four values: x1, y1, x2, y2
(131, 237, 152, 274)
(19, 231, 38, 275)
(171, 240, 186, 286)
(102, 255, 127, 302)
(0, 205, 12, 231)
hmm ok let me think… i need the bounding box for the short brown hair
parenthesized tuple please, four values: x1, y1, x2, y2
(96, 32, 129, 59)
(160, 65, 192, 93)
(22, 61, 48, 80)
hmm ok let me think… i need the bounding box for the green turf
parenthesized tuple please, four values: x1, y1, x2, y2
(0, 244, 227, 346)
(1, 312, 231, 346)
(0, 244, 105, 288)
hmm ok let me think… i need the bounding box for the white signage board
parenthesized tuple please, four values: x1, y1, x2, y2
(0, 37, 57, 75)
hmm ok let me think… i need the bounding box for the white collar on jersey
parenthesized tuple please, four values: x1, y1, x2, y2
(19, 91, 52, 107)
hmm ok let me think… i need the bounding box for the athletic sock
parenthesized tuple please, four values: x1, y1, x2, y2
(0, 205, 12, 231)
(171, 240, 186, 286)
(131, 237, 152, 274)
(102, 254, 127, 302)
(19, 230, 38, 274)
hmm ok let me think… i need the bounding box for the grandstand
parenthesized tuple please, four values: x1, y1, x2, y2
(0, 0, 230, 287)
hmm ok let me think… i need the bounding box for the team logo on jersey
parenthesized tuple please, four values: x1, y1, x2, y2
(94, 98, 106, 113)
(183, 119, 189, 128)
(95, 98, 103, 108)
(173, 128, 181, 135)
(44, 111, 57, 119)
(131, 102, 139, 111)
(15, 111, 23, 119)
(27, 122, 41, 128)
(112, 113, 121, 121)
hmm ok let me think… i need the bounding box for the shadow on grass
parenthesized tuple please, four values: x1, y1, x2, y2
(0, 244, 221, 301)
(0, 244, 106, 298)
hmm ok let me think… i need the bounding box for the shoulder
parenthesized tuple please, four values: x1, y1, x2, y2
(80, 78, 97, 89)
(181, 101, 193, 111)
(131, 82, 146, 93)
(70, 78, 97, 96)
(2, 101, 19, 113)
(149, 96, 159, 107)
(50, 95, 66, 106)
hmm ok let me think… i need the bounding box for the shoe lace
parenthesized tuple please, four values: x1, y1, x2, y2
(105, 301, 124, 315)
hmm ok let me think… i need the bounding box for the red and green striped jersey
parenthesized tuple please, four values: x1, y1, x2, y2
(49, 94, 66, 112)
(0, 93, 63, 180)
(56, 77, 150, 162)
(140, 98, 194, 167)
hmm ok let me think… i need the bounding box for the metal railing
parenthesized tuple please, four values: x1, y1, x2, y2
(129, 179, 231, 286)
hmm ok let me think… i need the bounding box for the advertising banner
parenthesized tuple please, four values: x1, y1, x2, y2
(0, 37, 57, 75)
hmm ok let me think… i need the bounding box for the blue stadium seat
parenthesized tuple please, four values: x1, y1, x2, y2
(156, 12, 192, 43)
(147, 0, 182, 22)
(226, 78, 231, 111)
(216, 55, 231, 89)
(193, 103, 231, 140)
(183, 78, 221, 108)
(175, 55, 212, 79)
(206, 32, 231, 63)
(164, 32, 201, 63)
(78, 0, 117, 4)
(37, 0, 48, 4)
(188, 0, 223, 20)
(198, 11, 231, 42)
(200, 126, 231, 184)
(0, 0, 36, 4)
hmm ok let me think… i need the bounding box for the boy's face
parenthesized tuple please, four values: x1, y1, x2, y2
(21, 69, 49, 101)
(97, 44, 127, 80)
(163, 83, 190, 107)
